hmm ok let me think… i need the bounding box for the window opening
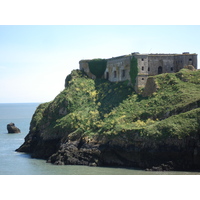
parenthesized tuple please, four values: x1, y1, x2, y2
(122, 69, 126, 78)
(106, 72, 109, 80)
(114, 71, 117, 78)
(158, 66, 163, 74)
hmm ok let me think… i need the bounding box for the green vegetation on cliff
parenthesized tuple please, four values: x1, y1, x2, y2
(129, 56, 138, 87)
(33, 68, 200, 141)
(88, 59, 107, 78)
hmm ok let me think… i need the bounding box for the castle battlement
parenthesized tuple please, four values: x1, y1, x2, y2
(79, 52, 198, 88)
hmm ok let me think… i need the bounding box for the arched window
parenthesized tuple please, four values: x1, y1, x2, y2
(142, 66, 144, 71)
(158, 66, 163, 74)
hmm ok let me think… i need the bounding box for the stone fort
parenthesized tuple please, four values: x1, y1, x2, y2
(79, 52, 198, 88)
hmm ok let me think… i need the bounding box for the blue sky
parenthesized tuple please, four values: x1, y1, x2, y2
(0, 25, 200, 103)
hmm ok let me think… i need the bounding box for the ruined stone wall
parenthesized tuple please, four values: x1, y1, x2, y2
(174, 54, 197, 72)
(136, 75, 149, 88)
(79, 60, 96, 79)
(147, 55, 175, 75)
(104, 56, 131, 82)
(174, 55, 185, 72)
(133, 54, 149, 87)
(79, 53, 198, 89)
(147, 54, 197, 75)
(133, 54, 148, 74)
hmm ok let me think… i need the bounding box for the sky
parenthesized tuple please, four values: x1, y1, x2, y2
(0, 25, 200, 103)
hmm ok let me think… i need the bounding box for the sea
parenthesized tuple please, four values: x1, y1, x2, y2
(0, 103, 200, 175)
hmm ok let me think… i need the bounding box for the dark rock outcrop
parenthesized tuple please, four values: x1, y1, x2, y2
(7, 123, 21, 133)
(17, 127, 200, 171)
(184, 65, 196, 71)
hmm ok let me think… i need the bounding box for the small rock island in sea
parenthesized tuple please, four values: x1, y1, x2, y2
(16, 52, 200, 171)
(7, 122, 21, 133)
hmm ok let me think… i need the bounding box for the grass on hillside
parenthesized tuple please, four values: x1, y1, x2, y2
(32, 69, 200, 140)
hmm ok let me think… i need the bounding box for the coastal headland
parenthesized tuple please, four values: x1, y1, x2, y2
(16, 68, 200, 171)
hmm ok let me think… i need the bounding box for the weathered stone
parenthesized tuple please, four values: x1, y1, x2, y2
(80, 52, 198, 89)
(7, 123, 21, 133)
(59, 107, 67, 115)
(184, 65, 196, 71)
(142, 77, 158, 97)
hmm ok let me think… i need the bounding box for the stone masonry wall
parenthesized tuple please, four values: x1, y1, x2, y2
(105, 56, 131, 82)
(79, 53, 198, 88)
(148, 55, 174, 75)
(79, 60, 96, 79)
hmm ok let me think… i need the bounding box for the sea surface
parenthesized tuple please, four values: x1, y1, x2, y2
(0, 103, 200, 175)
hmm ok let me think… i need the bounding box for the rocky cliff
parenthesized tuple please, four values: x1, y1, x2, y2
(16, 69, 200, 171)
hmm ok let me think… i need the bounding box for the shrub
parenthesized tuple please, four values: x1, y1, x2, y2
(33, 69, 200, 140)
(88, 59, 107, 78)
(129, 56, 138, 87)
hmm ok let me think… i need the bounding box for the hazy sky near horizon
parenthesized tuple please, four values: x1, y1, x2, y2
(0, 25, 200, 103)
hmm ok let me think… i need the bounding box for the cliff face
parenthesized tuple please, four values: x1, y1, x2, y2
(16, 69, 200, 170)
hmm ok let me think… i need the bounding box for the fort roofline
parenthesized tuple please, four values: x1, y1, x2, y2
(80, 52, 198, 62)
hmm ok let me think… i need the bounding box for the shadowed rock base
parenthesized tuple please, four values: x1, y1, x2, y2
(16, 130, 200, 171)
(7, 123, 21, 133)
